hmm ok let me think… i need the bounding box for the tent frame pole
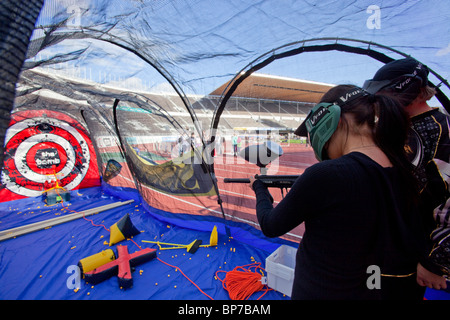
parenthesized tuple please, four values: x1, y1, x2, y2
(0, 199, 134, 242)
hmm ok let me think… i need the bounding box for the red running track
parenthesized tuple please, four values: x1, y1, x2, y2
(105, 144, 317, 242)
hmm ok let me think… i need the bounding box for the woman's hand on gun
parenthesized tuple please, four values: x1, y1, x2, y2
(248, 175, 256, 190)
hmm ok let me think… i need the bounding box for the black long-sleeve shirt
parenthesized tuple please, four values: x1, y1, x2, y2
(254, 152, 426, 300)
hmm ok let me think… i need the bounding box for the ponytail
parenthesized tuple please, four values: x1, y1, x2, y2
(372, 94, 409, 164)
(372, 94, 419, 203)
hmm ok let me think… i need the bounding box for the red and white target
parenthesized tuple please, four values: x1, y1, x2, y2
(1, 110, 100, 201)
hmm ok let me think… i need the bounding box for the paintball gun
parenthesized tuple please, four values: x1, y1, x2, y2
(224, 141, 299, 192)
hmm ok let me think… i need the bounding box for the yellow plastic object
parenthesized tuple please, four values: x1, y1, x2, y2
(209, 225, 218, 246)
(141, 225, 218, 253)
(109, 223, 125, 246)
(78, 249, 116, 274)
(200, 225, 218, 247)
(109, 214, 140, 246)
(142, 239, 203, 253)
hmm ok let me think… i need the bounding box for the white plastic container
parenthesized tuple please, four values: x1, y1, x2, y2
(265, 245, 297, 297)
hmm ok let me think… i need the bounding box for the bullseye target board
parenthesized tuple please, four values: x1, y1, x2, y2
(1, 110, 101, 202)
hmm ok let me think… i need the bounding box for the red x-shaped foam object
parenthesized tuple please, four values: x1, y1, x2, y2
(84, 245, 156, 288)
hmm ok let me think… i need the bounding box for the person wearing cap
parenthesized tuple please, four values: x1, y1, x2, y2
(364, 58, 449, 292)
(250, 85, 426, 299)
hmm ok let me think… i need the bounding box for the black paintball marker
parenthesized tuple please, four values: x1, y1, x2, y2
(224, 141, 299, 192)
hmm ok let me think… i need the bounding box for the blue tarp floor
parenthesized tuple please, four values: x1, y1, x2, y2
(0, 185, 448, 300)
(0, 185, 293, 300)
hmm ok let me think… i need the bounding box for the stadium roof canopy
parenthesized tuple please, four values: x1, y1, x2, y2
(210, 73, 335, 103)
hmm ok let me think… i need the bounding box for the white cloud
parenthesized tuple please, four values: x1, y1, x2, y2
(149, 82, 177, 94)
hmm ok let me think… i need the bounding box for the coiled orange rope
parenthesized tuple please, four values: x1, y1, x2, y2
(215, 262, 271, 300)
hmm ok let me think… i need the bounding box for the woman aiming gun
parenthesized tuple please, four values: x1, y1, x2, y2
(250, 85, 428, 300)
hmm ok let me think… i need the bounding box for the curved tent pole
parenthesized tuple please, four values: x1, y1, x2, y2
(0, 0, 45, 167)
(211, 37, 450, 133)
(74, 31, 230, 225)
(91, 36, 200, 133)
